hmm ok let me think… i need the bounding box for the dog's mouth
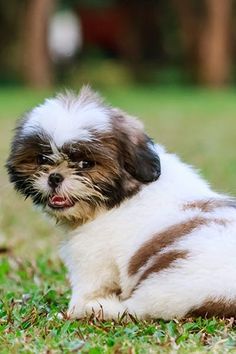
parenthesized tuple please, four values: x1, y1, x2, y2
(48, 195, 75, 209)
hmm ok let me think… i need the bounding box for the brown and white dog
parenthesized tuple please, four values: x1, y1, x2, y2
(7, 86, 236, 320)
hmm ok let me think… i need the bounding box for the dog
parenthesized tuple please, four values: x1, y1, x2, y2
(7, 86, 236, 320)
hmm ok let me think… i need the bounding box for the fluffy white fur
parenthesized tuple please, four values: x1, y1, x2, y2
(9, 88, 236, 320)
(23, 89, 111, 146)
(61, 146, 236, 320)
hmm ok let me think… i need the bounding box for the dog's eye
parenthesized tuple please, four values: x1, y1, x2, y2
(78, 160, 95, 169)
(37, 154, 53, 165)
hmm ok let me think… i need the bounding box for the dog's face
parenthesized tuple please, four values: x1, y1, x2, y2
(7, 87, 161, 226)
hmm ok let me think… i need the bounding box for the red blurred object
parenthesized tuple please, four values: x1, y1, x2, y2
(75, 6, 129, 55)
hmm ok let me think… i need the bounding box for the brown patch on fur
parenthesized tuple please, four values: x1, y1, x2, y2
(183, 199, 236, 212)
(8, 147, 38, 175)
(210, 218, 228, 226)
(128, 217, 227, 276)
(111, 109, 144, 145)
(136, 250, 188, 285)
(7, 133, 52, 175)
(63, 133, 122, 179)
(189, 298, 236, 318)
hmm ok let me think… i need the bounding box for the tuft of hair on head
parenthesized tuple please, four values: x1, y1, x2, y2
(56, 85, 106, 111)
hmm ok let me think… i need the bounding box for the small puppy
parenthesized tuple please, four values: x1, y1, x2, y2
(7, 86, 236, 320)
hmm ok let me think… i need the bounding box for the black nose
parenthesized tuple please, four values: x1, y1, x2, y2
(48, 173, 64, 188)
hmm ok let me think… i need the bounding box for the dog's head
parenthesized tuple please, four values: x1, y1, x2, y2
(7, 87, 161, 226)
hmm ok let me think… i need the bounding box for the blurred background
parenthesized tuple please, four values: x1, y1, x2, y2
(1, 0, 235, 88)
(1, 0, 236, 256)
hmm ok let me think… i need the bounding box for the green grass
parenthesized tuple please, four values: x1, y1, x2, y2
(2, 254, 236, 353)
(1, 86, 236, 353)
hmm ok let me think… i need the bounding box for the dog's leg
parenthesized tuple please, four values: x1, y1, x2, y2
(68, 287, 90, 319)
(67, 274, 121, 319)
(62, 238, 121, 319)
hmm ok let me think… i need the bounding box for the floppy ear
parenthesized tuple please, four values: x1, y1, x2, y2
(113, 111, 161, 183)
(123, 134, 161, 183)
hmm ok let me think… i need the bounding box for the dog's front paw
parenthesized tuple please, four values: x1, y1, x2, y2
(67, 298, 86, 319)
(67, 306, 83, 320)
(67, 295, 128, 320)
(84, 300, 104, 319)
(84, 296, 127, 321)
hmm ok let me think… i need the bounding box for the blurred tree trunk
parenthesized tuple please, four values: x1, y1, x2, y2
(116, 0, 163, 81)
(172, 0, 200, 80)
(23, 0, 54, 88)
(173, 0, 232, 87)
(198, 0, 232, 87)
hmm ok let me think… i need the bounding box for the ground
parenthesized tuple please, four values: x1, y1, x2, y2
(1, 86, 236, 353)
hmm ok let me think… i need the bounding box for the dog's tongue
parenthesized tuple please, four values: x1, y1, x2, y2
(49, 195, 73, 208)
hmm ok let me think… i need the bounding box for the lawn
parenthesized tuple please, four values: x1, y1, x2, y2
(1, 86, 236, 353)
